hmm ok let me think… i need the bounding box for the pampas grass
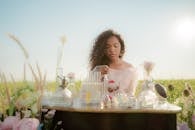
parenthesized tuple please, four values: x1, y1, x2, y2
(28, 63, 47, 116)
(60, 35, 66, 45)
(7, 33, 29, 81)
(4, 32, 47, 115)
(28, 63, 47, 92)
(7, 33, 29, 59)
(0, 63, 47, 118)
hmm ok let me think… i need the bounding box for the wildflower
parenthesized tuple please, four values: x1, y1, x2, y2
(185, 83, 193, 96)
(168, 84, 174, 91)
(183, 89, 190, 97)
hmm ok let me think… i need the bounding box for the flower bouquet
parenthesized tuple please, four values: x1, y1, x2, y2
(0, 64, 46, 130)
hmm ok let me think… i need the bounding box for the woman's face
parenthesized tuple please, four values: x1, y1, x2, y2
(105, 36, 121, 61)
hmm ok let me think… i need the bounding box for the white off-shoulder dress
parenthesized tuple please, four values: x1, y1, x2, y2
(107, 67, 138, 96)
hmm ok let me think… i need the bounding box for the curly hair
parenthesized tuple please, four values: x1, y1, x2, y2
(89, 29, 125, 70)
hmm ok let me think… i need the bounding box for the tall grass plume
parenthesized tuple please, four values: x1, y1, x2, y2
(7, 33, 29, 81)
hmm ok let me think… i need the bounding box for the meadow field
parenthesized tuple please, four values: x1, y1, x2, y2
(0, 79, 195, 129)
(1, 79, 194, 112)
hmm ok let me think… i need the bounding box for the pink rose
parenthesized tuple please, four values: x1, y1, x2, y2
(13, 118, 39, 130)
(0, 116, 20, 130)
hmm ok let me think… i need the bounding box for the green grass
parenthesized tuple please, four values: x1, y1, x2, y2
(136, 79, 195, 102)
(1, 79, 195, 129)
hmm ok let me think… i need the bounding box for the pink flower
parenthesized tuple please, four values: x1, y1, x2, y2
(67, 72, 75, 80)
(143, 61, 154, 75)
(107, 80, 119, 93)
(0, 116, 20, 130)
(108, 80, 115, 84)
(13, 118, 39, 130)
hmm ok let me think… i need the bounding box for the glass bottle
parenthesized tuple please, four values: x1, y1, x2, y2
(137, 62, 158, 108)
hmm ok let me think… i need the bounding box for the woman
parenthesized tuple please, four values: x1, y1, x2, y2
(89, 29, 138, 96)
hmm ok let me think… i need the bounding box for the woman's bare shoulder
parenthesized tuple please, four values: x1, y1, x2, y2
(124, 62, 138, 78)
(123, 61, 135, 69)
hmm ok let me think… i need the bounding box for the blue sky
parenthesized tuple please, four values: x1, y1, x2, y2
(0, 0, 195, 81)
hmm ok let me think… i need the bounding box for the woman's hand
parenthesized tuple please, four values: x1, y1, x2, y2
(100, 65, 109, 75)
(93, 65, 109, 75)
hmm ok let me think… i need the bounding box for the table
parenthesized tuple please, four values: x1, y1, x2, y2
(42, 103, 181, 130)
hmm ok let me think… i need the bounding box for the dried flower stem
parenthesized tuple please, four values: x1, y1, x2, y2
(57, 35, 66, 68)
(57, 44, 64, 68)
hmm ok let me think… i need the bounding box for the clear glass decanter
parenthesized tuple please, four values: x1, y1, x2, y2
(137, 61, 158, 108)
(137, 79, 158, 108)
